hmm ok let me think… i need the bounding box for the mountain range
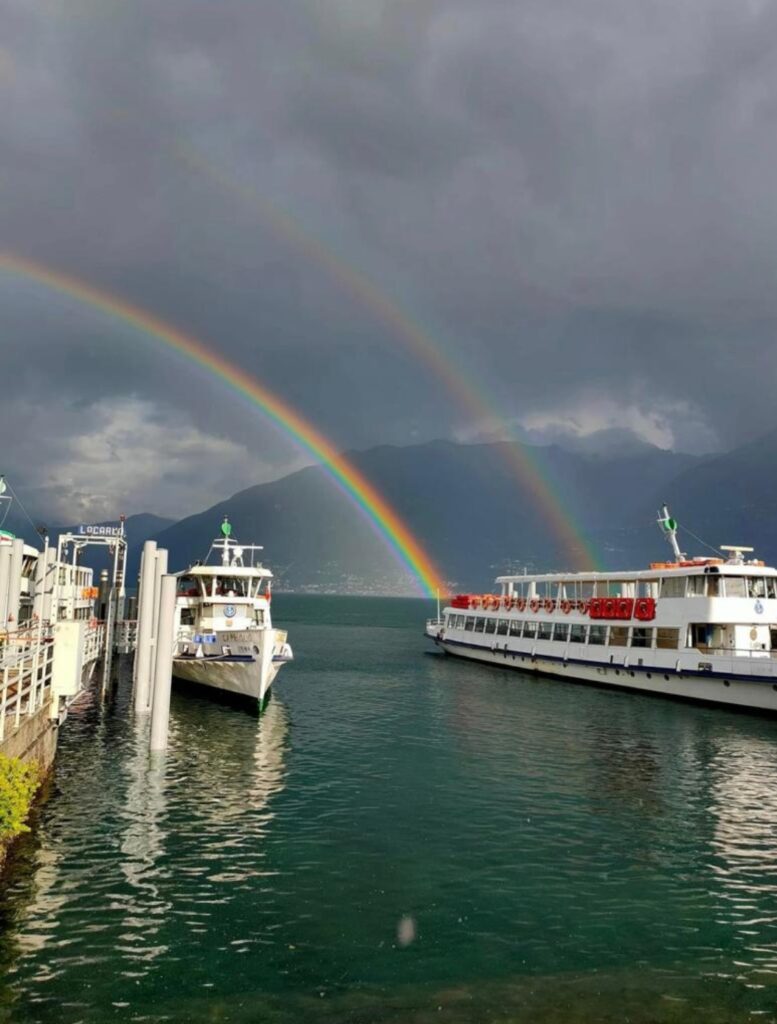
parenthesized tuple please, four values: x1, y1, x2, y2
(11, 429, 777, 594)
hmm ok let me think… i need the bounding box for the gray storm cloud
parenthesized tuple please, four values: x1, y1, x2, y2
(2, 0, 777, 517)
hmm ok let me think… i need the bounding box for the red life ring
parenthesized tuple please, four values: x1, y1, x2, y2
(517, 597, 527, 612)
(471, 596, 482, 609)
(561, 600, 572, 614)
(544, 598, 556, 613)
(529, 598, 540, 613)
(502, 595, 514, 610)
(485, 595, 500, 611)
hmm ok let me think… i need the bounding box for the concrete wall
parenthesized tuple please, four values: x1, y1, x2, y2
(0, 698, 59, 771)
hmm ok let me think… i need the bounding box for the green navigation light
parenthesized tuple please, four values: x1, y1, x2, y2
(221, 519, 232, 538)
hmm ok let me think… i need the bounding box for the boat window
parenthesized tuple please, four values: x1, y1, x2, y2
(707, 575, 721, 597)
(496, 619, 509, 636)
(537, 622, 552, 640)
(569, 623, 586, 643)
(588, 625, 607, 646)
(474, 618, 486, 633)
(768, 579, 777, 600)
(509, 620, 523, 637)
(176, 575, 200, 597)
(485, 618, 498, 633)
(660, 576, 686, 598)
(609, 626, 629, 646)
(631, 627, 653, 648)
(217, 576, 247, 597)
(524, 621, 537, 639)
(656, 628, 680, 650)
(747, 578, 767, 599)
(687, 576, 706, 597)
(180, 608, 195, 625)
(465, 616, 475, 631)
(690, 623, 714, 650)
(723, 577, 746, 598)
(553, 623, 570, 642)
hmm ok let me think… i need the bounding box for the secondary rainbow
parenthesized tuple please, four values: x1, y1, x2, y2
(0, 252, 444, 598)
(177, 145, 598, 569)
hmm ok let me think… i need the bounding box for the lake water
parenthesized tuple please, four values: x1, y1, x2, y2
(2, 595, 777, 1022)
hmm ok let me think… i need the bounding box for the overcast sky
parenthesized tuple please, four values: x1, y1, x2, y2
(3, 0, 777, 521)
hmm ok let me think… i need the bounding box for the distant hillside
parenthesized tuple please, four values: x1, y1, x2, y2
(652, 429, 777, 563)
(141, 438, 704, 593)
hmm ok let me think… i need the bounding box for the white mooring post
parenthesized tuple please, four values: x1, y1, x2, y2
(133, 540, 158, 714)
(0, 544, 12, 630)
(150, 574, 177, 753)
(146, 548, 168, 711)
(6, 538, 24, 630)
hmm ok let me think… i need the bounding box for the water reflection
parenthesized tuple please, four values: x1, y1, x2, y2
(3, 676, 289, 1005)
(706, 731, 777, 984)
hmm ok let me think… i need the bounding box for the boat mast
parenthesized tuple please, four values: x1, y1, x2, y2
(220, 517, 232, 567)
(657, 504, 686, 562)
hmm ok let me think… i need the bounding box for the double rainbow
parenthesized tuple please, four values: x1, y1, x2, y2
(178, 146, 598, 569)
(0, 252, 445, 598)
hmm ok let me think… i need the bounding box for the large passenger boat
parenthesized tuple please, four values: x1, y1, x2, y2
(172, 519, 293, 706)
(426, 507, 777, 712)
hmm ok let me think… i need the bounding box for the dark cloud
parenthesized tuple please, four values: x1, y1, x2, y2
(2, 0, 777, 518)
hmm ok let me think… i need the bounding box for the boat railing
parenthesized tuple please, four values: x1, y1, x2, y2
(0, 633, 55, 742)
(691, 645, 777, 660)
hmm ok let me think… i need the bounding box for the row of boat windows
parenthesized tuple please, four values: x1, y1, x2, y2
(177, 576, 266, 599)
(505, 576, 777, 600)
(445, 615, 681, 649)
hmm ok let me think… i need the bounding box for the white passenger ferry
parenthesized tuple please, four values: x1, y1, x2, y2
(172, 519, 293, 706)
(426, 508, 777, 712)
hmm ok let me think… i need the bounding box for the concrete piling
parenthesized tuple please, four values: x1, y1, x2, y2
(133, 540, 157, 714)
(150, 574, 176, 752)
(147, 548, 168, 710)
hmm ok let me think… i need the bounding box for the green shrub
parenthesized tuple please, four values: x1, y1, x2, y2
(0, 755, 40, 840)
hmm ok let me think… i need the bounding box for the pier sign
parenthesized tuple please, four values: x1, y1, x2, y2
(78, 524, 123, 537)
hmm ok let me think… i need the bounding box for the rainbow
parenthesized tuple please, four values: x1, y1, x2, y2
(0, 252, 445, 598)
(177, 145, 599, 569)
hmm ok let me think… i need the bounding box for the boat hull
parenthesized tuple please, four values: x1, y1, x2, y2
(172, 655, 285, 704)
(431, 636, 777, 713)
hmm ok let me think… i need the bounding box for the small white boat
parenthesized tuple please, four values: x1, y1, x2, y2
(172, 518, 292, 706)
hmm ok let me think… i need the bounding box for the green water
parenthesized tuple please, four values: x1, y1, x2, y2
(2, 595, 777, 1022)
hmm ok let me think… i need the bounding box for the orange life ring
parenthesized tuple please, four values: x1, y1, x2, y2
(516, 597, 527, 612)
(470, 596, 482, 609)
(502, 595, 514, 610)
(529, 598, 540, 613)
(485, 595, 500, 611)
(561, 600, 572, 614)
(544, 599, 555, 613)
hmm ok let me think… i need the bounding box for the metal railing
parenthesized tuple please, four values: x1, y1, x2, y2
(114, 619, 138, 654)
(0, 632, 54, 742)
(0, 620, 109, 743)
